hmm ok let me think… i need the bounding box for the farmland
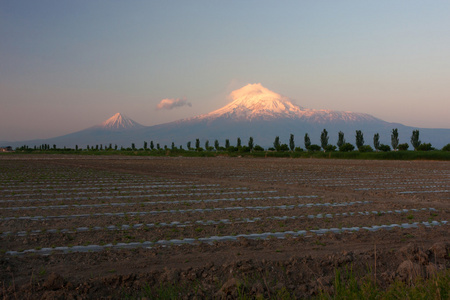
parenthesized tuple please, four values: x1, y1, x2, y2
(0, 155, 449, 298)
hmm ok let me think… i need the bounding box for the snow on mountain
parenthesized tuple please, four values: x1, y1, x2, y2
(97, 113, 144, 130)
(196, 83, 380, 123)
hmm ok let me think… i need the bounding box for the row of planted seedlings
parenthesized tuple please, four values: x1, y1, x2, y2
(0, 160, 447, 256)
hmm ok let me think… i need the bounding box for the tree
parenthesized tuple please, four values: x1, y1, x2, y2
(378, 144, 391, 152)
(171, 142, 175, 150)
(115, 144, 118, 150)
(150, 141, 154, 150)
(391, 128, 399, 151)
(337, 131, 345, 149)
(144, 141, 148, 150)
(289, 134, 295, 152)
(320, 129, 329, 151)
(204, 140, 209, 150)
(214, 140, 219, 151)
(355, 130, 364, 149)
(411, 130, 421, 150)
(273, 136, 281, 151)
(373, 133, 380, 151)
(398, 143, 409, 151)
(195, 139, 200, 151)
(248, 137, 254, 152)
(417, 143, 433, 151)
(187, 141, 191, 150)
(304, 133, 311, 150)
(75, 145, 78, 151)
(339, 143, 355, 152)
(237, 138, 241, 148)
(225, 139, 230, 149)
(131, 143, 135, 150)
(156, 143, 160, 150)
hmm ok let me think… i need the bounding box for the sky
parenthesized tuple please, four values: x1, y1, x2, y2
(1, 1, 450, 141)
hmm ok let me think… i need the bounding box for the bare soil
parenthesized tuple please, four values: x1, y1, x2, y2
(0, 155, 449, 299)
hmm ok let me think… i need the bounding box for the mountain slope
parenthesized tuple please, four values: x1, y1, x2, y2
(95, 113, 144, 131)
(2, 85, 449, 149)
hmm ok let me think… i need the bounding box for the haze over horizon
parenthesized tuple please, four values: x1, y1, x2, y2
(2, 1, 450, 141)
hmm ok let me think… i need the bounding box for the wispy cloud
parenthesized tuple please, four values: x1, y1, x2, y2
(156, 98, 192, 110)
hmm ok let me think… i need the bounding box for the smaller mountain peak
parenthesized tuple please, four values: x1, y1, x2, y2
(99, 113, 144, 131)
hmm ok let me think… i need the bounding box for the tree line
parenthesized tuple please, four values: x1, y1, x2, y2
(13, 129, 450, 153)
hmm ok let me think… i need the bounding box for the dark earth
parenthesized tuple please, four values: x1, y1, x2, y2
(0, 155, 449, 299)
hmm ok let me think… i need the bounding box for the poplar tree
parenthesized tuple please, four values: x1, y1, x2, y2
(355, 130, 364, 149)
(411, 130, 421, 150)
(391, 128, 399, 151)
(304, 133, 311, 150)
(337, 131, 345, 149)
(373, 133, 380, 151)
(289, 134, 295, 151)
(273, 136, 280, 151)
(320, 129, 329, 151)
(248, 137, 254, 152)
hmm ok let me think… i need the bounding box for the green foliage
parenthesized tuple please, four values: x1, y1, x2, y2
(248, 137, 254, 151)
(324, 145, 337, 152)
(411, 130, 421, 150)
(237, 137, 241, 148)
(289, 134, 295, 151)
(355, 130, 364, 149)
(253, 145, 264, 151)
(320, 129, 329, 150)
(273, 136, 281, 151)
(195, 139, 200, 150)
(442, 143, 450, 151)
(373, 133, 380, 151)
(294, 146, 304, 152)
(378, 144, 391, 152)
(337, 131, 345, 149)
(398, 143, 409, 151)
(308, 144, 321, 152)
(339, 143, 355, 152)
(225, 139, 230, 149)
(304, 133, 311, 150)
(214, 139, 220, 151)
(391, 128, 399, 150)
(417, 143, 434, 151)
(358, 145, 374, 152)
(279, 144, 289, 151)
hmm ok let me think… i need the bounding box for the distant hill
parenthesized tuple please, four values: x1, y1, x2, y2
(2, 84, 449, 149)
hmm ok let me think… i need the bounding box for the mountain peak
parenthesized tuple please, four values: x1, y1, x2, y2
(202, 83, 305, 120)
(98, 113, 144, 130)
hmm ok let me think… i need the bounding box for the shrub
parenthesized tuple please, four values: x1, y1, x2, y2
(358, 145, 373, 152)
(378, 144, 391, 152)
(294, 147, 304, 152)
(442, 144, 450, 151)
(417, 143, 434, 151)
(339, 143, 355, 152)
(398, 143, 409, 151)
(308, 144, 322, 152)
(279, 144, 289, 151)
(324, 145, 337, 152)
(253, 145, 264, 151)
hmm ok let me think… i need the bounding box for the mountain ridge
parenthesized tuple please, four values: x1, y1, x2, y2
(1, 84, 449, 149)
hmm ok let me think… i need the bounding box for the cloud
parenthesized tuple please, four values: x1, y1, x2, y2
(156, 98, 192, 110)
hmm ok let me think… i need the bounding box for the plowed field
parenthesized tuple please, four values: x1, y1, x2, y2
(1, 155, 449, 298)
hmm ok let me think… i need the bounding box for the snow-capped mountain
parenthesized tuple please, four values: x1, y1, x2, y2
(195, 83, 379, 123)
(2, 84, 449, 149)
(96, 113, 144, 131)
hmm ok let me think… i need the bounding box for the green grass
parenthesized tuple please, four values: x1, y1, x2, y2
(4, 149, 450, 160)
(124, 267, 450, 299)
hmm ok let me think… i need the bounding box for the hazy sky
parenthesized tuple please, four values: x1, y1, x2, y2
(2, 1, 450, 141)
